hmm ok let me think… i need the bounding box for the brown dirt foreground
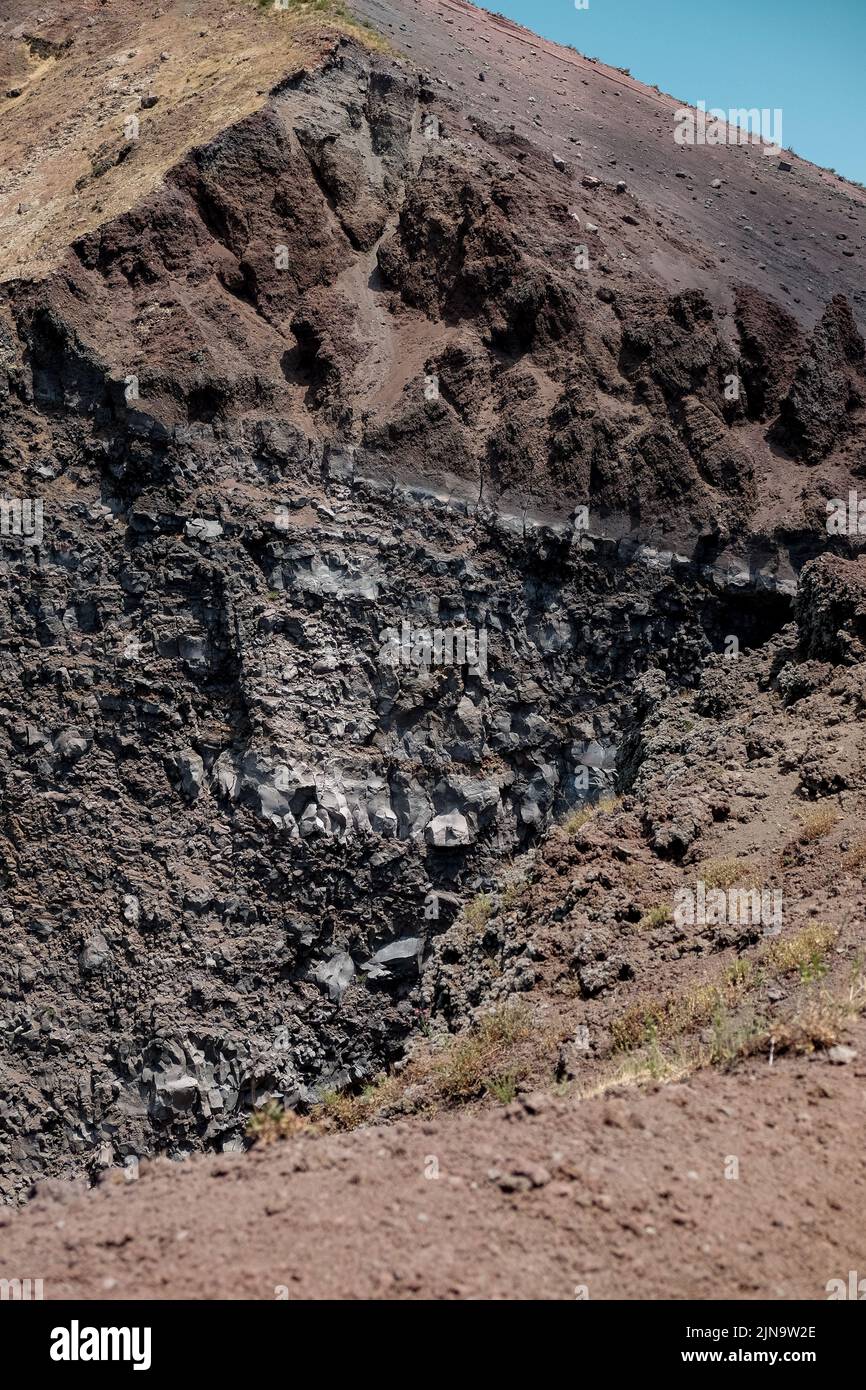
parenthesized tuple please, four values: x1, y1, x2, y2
(4, 1019, 866, 1300)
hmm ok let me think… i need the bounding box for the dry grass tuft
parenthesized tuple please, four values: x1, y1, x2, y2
(256, 0, 389, 47)
(611, 923, 839, 1053)
(578, 1041, 696, 1098)
(246, 1101, 311, 1145)
(797, 803, 840, 843)
(842, 836, 866, 873)
(638, 903, 672, 931)
(311, 1002, 561, 1132)
(434, 1004, 536, 1104)
(761, 921, 837, 982)
(463, 893, 494, 933)
(698, 857, 763, 890)
(760, 974, 866, 1055)
(594, 967, 865, 1097)
(500, 879, 527, 911)
(562, 794, 621, 835)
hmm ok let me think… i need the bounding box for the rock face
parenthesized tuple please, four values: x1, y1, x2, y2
(0, 15, 863, 1200)
(733, 286, 805, 421)
(3, 38, 862, 543)
(795, 554, 866, 662)
(777, 297, 866, 463)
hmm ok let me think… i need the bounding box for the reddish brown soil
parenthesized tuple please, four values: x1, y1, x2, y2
(4, 1020, 864, 1300)
(0, 0, 372, 282)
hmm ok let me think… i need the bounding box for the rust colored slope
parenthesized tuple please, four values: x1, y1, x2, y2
(3, 1020, 865, 1300)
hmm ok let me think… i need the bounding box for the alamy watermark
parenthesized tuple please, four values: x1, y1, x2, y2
(0, 497, 43, 545)
(1, 1277, 44, 1300)
(826, 1271, 866, 1299)
(674, 880, 782, 936)
(674, 101, 783, 157)
(378, 620, 488, 675)
(826, 490, 866, 535)
(50, 1323, 152, 1371)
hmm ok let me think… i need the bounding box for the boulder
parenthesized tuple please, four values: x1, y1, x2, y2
(176, 750, 205, 802)
(312, 951, 355, 1003)
(425, 810, 472, 847)
(185, 517, 223, 541)
(364, 936, 424, 980)
(79, 932, 111, 973)
(796, 555, 866, 663)
(53, 727, 89, 761)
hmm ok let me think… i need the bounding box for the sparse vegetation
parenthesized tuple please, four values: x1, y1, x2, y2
(483, 1071, 521, 1104)
(611, 923, 839, 1052)
(698, 857, 762, 890)
(434, 1004, 536, 1104)
(562, 805, 595, 834)
(463, 892, 494, 932)
(762, 921, 836, 982)
(797, 803, 840, 843)
(762, 972, 866, 1054)
(315, 1082, 383, 1130)
(562, 794, 621, 835)
(842, 836, 866, 873)
(611, 968, 750, 1052)
(706, 1005, 769, 1067)
(255, 0, 388, 49)
(307, 1002, 558, 1132)
(579, 1039, 695, 1098)
(638, 902, 672, 931)
(246, 1100, 310, 1145)
(595, 959, 865, 1098)
(500, 879, 526, 911)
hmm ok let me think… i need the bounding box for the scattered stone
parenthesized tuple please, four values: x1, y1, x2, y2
(185, 517, 223, 541)
(425, 810, 472, 848)
(312, 951, 356, 1003)
(79, 932, 111, 974)
(175, 750, 205, 801)
(365, 937, 424, 981)
(53, 728, 89, 761)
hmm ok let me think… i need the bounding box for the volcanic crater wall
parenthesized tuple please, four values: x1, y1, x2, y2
(0, 38, 863, 1197)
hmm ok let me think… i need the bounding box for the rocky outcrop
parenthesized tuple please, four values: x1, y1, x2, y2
(733, 285, 804, 420)
(795, 554, 866, 662)
(0, 30, 863, 1202)
(5, 41, 860, 537)
(776, 297, 866, 463)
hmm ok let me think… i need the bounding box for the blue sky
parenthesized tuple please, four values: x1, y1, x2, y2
(474, 0, 865, 184)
